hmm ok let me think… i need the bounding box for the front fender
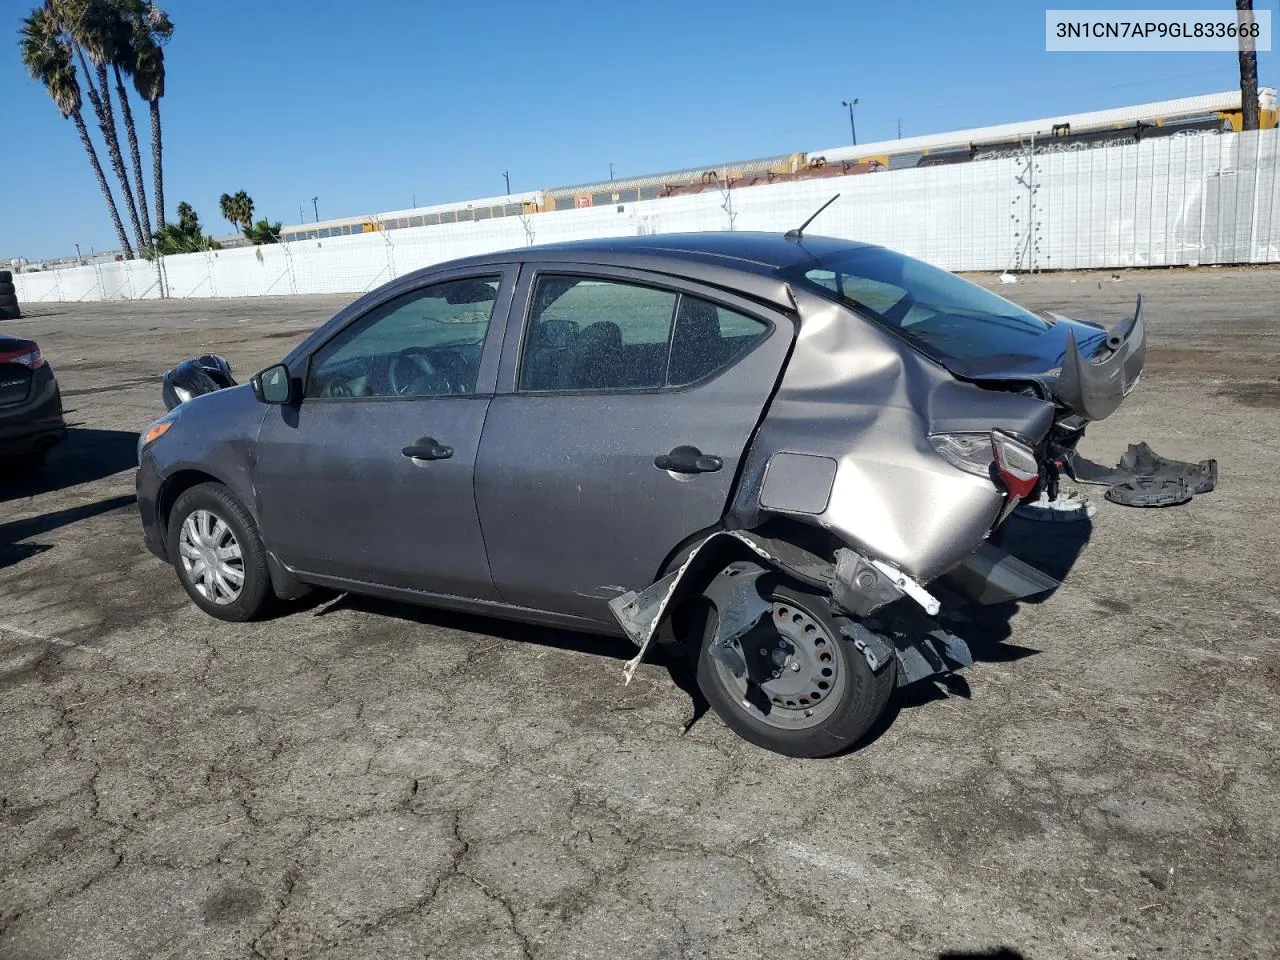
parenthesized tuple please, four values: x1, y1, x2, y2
(144, 384, 268, 532)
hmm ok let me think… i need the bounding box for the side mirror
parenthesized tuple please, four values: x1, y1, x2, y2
(251, 363, 296, 405)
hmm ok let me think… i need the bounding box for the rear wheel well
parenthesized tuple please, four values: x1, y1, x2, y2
(655, 516, 842, 653)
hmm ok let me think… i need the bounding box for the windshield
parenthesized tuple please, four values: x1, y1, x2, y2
(786, 247, 1053, 363)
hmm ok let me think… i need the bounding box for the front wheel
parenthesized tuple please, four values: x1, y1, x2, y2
(695, 582, 896, 758)
(166, 482, 272, 622)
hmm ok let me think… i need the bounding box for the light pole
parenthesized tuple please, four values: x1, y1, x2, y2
(842, 98, 859, 146)
(503, 171, 511, 195)
(311, 196, 319, 222)
(1238, 0, 1260, 130)
(609, 162, 615, 181)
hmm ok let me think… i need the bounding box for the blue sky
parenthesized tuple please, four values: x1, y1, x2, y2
(4, 0, 1276, 260)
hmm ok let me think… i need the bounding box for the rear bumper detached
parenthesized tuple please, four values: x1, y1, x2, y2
(608, 530, 1056, 687)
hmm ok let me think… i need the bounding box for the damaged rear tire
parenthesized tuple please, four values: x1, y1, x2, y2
(695, 582, 895, 758)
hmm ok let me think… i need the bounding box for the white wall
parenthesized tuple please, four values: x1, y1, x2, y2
(14, 128, 1279, 305)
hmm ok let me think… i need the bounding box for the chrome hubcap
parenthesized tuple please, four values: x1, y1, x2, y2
(178, 509, 244, 605)
(714, 597, 846, 730)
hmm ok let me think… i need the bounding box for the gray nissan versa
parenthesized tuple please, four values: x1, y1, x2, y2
(136, 232, 1147, 757)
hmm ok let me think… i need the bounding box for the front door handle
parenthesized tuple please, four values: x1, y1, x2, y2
(654, 445, 722, 474)
(402, 437, 453, 461)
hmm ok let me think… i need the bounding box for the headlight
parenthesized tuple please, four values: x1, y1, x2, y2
(138, 411, 179, 459)
(928, 432, 994, 478)
(172, 385, 192, 404)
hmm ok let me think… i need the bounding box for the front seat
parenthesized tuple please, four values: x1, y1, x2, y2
(564, 321, 624, 389)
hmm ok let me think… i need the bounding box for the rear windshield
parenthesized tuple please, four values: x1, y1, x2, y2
(784, 247, 1052, 362)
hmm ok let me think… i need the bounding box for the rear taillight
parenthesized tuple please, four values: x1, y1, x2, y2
(0, 344, 44, 369)
(928, 432, 993, 478)
(990, 429, 1039, 500)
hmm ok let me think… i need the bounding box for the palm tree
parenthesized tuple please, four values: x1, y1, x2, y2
(243, 219, 282, 245)
(106, 0, 150, 244)
(20, 6, 134, 258)
(219, 192, 238, 232)
(128, 1, 170, 229)
(234, 190, 254, 231)
(153, 201, 220, 254)
(218, 191, 255, 233)
(48, 0, 146, 252)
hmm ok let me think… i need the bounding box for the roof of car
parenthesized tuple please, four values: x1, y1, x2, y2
(409, 232, 875, 311)
(511, 232, 872, 268)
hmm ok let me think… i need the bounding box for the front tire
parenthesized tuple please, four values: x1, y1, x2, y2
(695, 581, 896, 758)
(166, 482, 272, 622)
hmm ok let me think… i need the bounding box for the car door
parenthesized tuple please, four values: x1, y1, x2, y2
(254, 267, 516, 599)
(474, 264, 793, 623)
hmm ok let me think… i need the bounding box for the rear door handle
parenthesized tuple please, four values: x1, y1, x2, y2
(402, 437, 453, 461)
(654, 445, 722, 474)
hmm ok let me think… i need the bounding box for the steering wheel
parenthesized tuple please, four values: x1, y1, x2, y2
(428, 348, 471, 394)
(388, 347, 452, 397)
(322, 378, 354, 398)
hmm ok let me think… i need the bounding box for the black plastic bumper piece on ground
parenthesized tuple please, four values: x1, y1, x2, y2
(1062, 441, 1217, 506)
(1105, 476, 1192, 508)
(1117, 442, 1217, 494)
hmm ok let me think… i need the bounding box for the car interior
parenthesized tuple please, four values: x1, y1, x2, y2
(305, 278, 499, 399)
(303, 274, 770, 399)
(520, 284, 768, 392)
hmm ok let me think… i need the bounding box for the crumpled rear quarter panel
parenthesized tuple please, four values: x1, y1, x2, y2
(731, 291, 1055, 580)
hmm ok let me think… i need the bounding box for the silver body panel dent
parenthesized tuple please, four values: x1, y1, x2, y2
(731, 289, 1056, 581)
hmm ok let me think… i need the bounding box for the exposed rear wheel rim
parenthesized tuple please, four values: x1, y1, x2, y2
(712, 595, 847, 731)
(178, 508, 244, 605)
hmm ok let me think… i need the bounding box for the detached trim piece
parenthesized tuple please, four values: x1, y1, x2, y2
(940, 541, 1060, 606)
(1062, 440, 1217, 507)
(611, 530, 815, 684)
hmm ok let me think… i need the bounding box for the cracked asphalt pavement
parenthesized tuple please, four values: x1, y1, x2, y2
(1, 266, 1278, 959)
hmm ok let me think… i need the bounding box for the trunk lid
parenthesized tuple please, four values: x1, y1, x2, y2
(936, 298, 1146, 422)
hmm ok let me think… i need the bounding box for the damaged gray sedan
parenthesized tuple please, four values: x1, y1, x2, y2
(137, 232, 1149, 757)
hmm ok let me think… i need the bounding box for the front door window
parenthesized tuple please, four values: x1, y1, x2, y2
(307, 276, 502, 399)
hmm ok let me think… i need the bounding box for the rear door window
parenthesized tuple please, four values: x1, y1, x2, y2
(518, 276, 769, 392)
(667, 296, 769, 386)
(519, 278, 676, 391)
